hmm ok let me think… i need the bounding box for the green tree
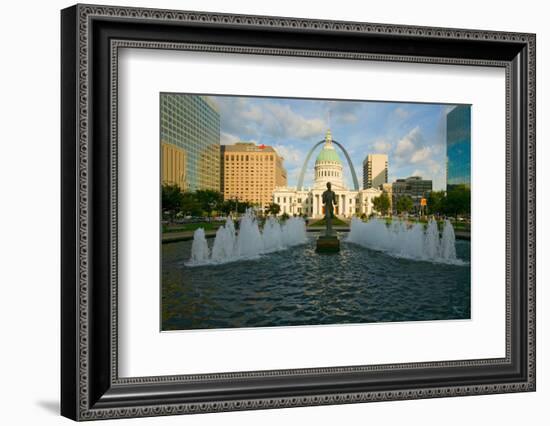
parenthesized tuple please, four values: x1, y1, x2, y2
(443, 185, 470, 219)
(221, 198, 254, 215)
(372, 193, 391, 216)
(194, 190, 224, 217)
(219, 199, 234, 215)
(180, 192, 202, 217)
(236, 201, 253, 214)
(395, 195, 414, 214)
(265, 203, 281, 216)
(161, 183, 184, 221)
(427, 190, 446, 215)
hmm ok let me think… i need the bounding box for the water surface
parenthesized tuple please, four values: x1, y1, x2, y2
(162, 233, 470, 330)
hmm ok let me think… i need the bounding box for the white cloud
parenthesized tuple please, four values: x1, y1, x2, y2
(394, 126, 436, 167)
(395, 138, 414, 155)
(273, 144, 303, 167)
(240, 104, 263, 121)
(327, 101, 360, 125)
(394, 106, 410, 119)
(336, 112, 358, 124)
(265, 103, 326, 139)
(217, 96, 328, 142)
(395, 126, 421, 157)
(372, 139, 392, 153)
(387, 125, 448, 189)
(410, 146, 432, 163)
(220, 131, 240, 145)
(214, 96, 450, 190)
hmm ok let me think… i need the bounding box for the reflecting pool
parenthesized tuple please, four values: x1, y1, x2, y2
(162, 233, 470, 331)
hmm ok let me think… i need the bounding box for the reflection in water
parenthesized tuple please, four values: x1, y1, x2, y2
(162, 233, 471, 331)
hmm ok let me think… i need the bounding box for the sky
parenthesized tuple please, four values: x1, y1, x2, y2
(211, 95, 458, 191)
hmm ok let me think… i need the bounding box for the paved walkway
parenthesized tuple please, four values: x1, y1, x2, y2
(162, 230, 218, 243)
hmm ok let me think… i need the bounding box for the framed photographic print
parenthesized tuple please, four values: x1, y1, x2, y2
(61, 4, 536, 421)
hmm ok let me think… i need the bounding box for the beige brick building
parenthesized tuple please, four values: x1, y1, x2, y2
(363, 153, 388, 189)
(221, 142, 287, 208)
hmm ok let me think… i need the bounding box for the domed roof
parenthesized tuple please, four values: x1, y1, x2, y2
(315, 129, 342, 164)
(316, 147, 342, 163)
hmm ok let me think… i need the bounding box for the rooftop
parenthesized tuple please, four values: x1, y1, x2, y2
(222, 142, 277, 153)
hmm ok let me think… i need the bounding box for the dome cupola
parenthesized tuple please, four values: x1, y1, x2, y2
(314, 130, 345, 189)
(315, 129, 342, 164)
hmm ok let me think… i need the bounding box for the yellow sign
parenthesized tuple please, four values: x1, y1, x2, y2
(420, 198, 427, 206)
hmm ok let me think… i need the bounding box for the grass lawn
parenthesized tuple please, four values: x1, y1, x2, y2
(309, 216, 349, 227)
(163, 221, 225, 233)
(378, 216, 470, 231)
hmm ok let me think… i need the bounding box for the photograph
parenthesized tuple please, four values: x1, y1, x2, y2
(160, 94, 472, 331)
(57, 3, 536, 421)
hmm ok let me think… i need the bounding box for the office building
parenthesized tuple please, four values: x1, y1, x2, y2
(392, 176, 432, 210)
(221, 142, 287, 208)
(160, 94, 220, 191)
(161, 142, 186, 189)
(446, 105, 471, 191)
(363, 154, 388, 189)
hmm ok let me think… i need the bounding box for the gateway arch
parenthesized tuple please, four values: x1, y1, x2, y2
(296, 139, 360, 191)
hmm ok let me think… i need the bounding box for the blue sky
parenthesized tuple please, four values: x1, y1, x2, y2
(211, 95, 458, 190)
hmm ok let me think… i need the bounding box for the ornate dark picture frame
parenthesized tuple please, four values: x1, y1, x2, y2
(61, 4, 536, 421)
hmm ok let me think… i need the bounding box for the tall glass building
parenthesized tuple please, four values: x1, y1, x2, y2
(446, 105, 471, 191)
(160, 94, 220, 191)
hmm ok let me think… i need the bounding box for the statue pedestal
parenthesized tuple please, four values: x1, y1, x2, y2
(316, 234, 340, 253)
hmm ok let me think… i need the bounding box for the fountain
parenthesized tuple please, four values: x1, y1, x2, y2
(347, 217, 463, 264)
(187, 209, 307, 266)
(210, 217, 237, 262)
(262, 216, 284, 253)
(235, 209, 264, 258)
(189, 228, 210, 263)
